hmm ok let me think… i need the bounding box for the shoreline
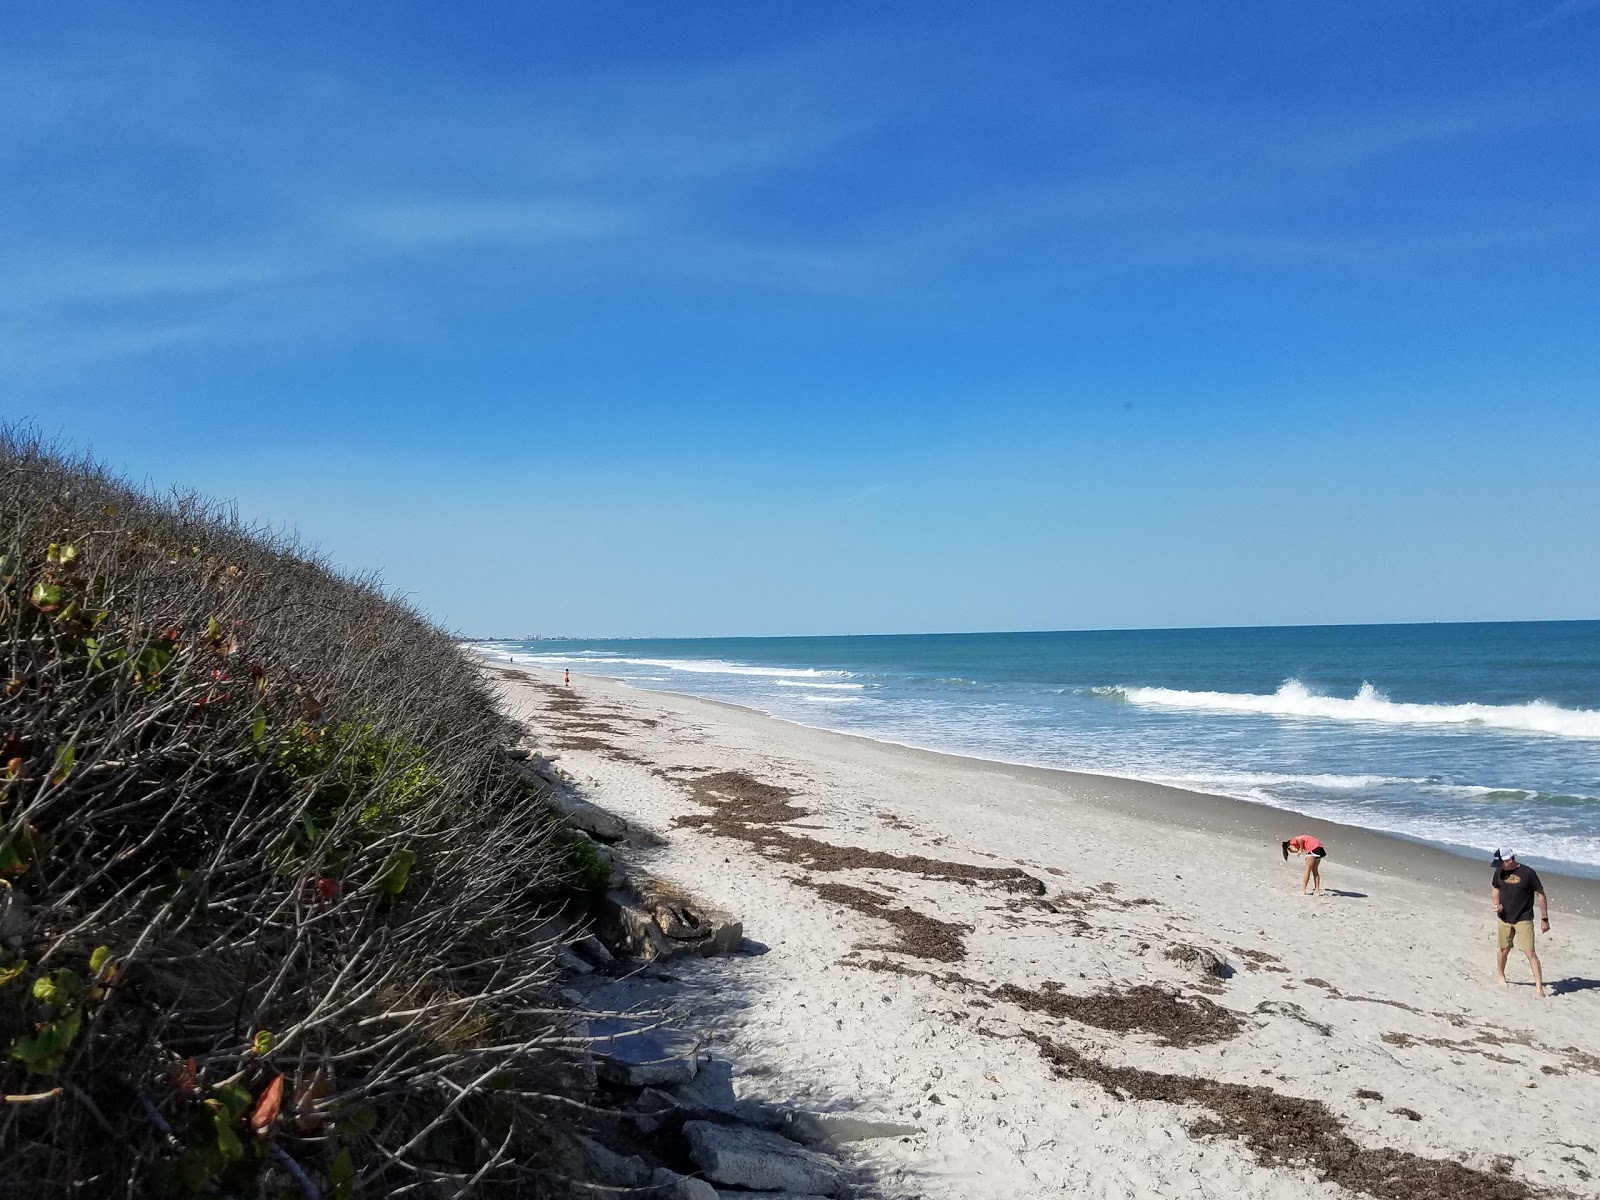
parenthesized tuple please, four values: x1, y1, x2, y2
(484, 660, 1600, 1199)
(482, 651, 1600, 911)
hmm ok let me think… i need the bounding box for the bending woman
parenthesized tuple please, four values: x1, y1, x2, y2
(1282, 835, 1326, 895)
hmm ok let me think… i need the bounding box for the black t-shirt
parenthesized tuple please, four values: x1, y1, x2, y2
(1493, 865, 1544, 925)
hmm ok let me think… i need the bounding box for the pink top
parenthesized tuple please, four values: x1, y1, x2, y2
(1290, 835, 1323, 854)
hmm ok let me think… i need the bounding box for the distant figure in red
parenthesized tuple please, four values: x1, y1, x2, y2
(1282, 834, 1326, 895)
(564, 669, 570, 687)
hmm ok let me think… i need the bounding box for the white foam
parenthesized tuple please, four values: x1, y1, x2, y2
(775, 679, 866, 690)
(1141, 769, 1424, 792)
(490, 652, 852, 679)
(1101, 679, 1600, 739)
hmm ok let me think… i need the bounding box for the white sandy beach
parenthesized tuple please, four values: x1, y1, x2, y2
(486, 662, 1600, 1200)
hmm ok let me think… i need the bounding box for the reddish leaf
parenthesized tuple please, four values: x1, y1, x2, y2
(316, 877, 339, 901)
(292, 1065, 334, 1133)
(172, 1056, 199, 1097)
(250, 1074, 284, 1136)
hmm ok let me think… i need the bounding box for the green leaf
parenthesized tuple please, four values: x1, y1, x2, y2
(89, 946, 111, 974)
(330, 1148, 355, 1200)
(0, 551, 16, 579)
(218, 1082, 252, 1119)
(0, 837, 28, 875)
(46, 543, 78, 567)
(30, 581, 62, 610)
(0, 959, 25, 987)
(206, 615, 222, 641)
(10, 1012, 80, 1073)
(377, 847, 416, 896)
(252, 1030, 274, 1057)
(212, 1108, 244, 1161)
(53, 968, 84, 998)
(32, 974, 56, 1003)
(50, 745, 75, 787)
(251, 713, 267, 749)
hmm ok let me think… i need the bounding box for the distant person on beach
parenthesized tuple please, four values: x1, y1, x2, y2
(1282, 835, 1326, 895)
(564, 668, 570, 687)
(1491, 849, 1548, 997)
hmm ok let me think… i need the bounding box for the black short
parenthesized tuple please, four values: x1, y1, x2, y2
(1311, 847, 1327, 858)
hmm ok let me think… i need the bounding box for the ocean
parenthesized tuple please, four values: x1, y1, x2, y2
(474, 622, 1600, 876)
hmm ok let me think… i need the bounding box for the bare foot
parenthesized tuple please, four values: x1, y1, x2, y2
(1496, 976, 1509, 987)
(1535, 986, 1546, 998)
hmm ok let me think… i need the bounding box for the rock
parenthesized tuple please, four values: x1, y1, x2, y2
(599, 889, 678, 959)
(571, 932, 614, 967)
(591, 1018, 700, 1087)
(503, 746, 532, 760)
(683, 1121, 844, 1196)
(668, 1058, 737, 1114)
(515, 762, 666, 845)
(780, 1109, 923, 1146)
(630, 1087, 681, 1136)
(650, 1168, 719, 1200)
(712, 1193, 833, 1200)
(597, 876, 743, 961)
(550, 1131, 652, 1187)
(555, 947, 595, 974)
(1165, 944, 1234, 979)
(667, 1059, 786, 1129)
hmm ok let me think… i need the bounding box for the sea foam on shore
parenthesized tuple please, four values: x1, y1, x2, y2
(471, 622, 1600, 873)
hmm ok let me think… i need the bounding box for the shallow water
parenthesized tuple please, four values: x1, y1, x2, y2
(474, 622, 1600, 875)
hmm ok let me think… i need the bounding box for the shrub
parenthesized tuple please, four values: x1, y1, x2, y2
(0, 429, 599, 1197)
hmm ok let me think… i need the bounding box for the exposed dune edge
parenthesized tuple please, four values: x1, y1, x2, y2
(485, 661, 1600, 1200)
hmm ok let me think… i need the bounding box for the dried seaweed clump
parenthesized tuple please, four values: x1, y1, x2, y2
(675, 769, 1044, 894)
(1027, 1031, 1547, 1200)
(994, 982, 1243, 1048)
(807, 881, 971, 962)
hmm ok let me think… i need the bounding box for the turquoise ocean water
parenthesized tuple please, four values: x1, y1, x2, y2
(475, 622, 1600, 876)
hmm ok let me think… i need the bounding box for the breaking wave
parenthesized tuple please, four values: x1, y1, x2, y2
(1099, 680, 1600, 739)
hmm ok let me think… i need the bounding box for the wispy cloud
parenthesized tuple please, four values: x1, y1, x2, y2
(1524, 0, 1599, 32)
(1, 7, 1595, 383)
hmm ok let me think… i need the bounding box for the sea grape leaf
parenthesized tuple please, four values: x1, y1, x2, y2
(50, 746, 74, 786)
(218, 1082, 252, 1119)
(377, 847, 416, 895)
(212, 1107, 244, 1161)
(250, 1074, 283, 1135)
(330, 1149, 355, 1200)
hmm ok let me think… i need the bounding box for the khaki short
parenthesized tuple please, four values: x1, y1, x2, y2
(1497, 920, 1535, 952)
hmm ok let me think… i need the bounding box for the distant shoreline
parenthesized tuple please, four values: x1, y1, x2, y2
(474, 648, 1600, 908)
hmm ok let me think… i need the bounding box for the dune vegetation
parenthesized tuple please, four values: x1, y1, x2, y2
(0, 430, 607, 1197)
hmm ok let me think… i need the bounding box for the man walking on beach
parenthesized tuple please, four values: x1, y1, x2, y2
(1491, 850, 1549, 997)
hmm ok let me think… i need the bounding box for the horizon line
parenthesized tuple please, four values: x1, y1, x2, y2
(464, 615, 1600, 642)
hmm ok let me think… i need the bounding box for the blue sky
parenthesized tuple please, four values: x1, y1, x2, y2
(4, 1, 1598, 636)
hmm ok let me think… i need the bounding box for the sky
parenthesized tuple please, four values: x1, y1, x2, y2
(3, 1, 1598, 637)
